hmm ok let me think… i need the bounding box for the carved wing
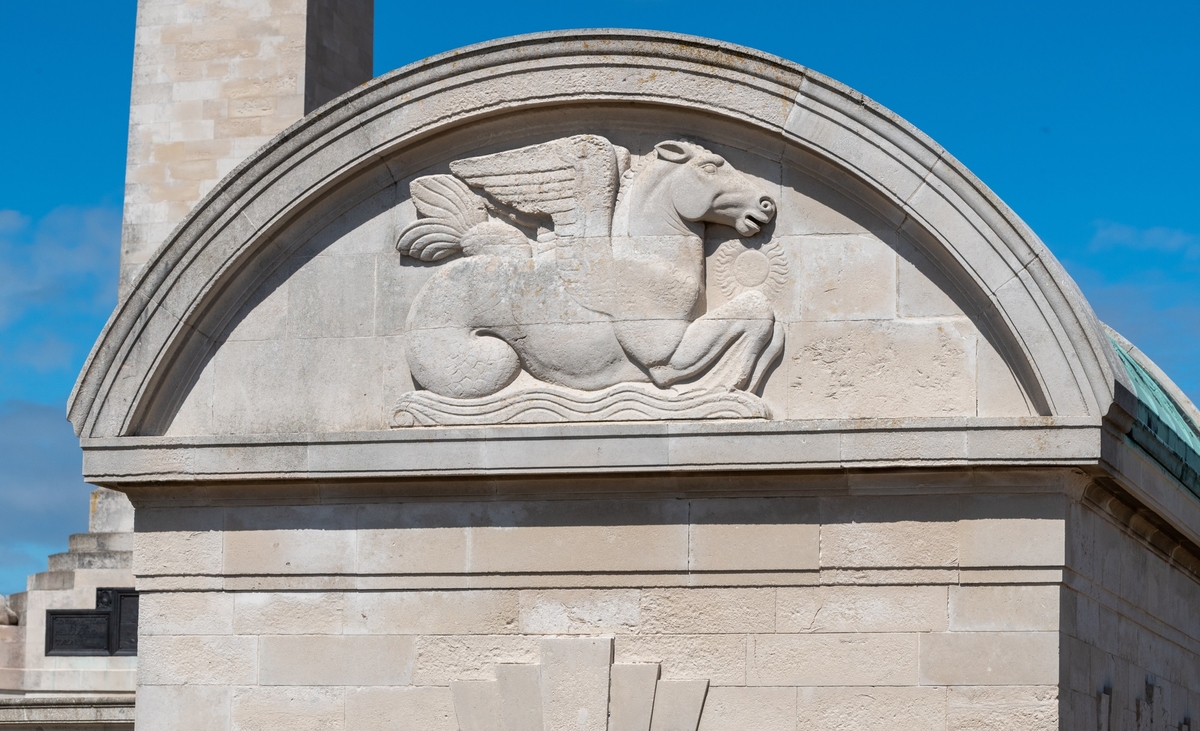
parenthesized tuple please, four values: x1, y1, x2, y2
(449, 135, 621, 240)
(396, 175, 488, 262)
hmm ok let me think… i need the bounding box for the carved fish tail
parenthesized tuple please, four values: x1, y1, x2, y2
(397, 175, 488, 262)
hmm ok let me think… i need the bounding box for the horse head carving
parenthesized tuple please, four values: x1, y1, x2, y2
(392, 135, 785, 426)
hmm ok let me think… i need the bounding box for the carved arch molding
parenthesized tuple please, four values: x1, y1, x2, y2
(69, 31, 1126, 445)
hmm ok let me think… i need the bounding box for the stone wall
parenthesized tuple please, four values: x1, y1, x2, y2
(119, 0, 372, 294)
(1062, 493, 1200, 730)
(129, 471, 1080, 730)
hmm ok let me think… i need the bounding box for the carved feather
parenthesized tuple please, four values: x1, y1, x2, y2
(449, 135, 620, 240)
(397, 175, 488, 261)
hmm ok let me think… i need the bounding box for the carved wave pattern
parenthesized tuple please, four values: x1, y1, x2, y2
(391, 381, 770, 427)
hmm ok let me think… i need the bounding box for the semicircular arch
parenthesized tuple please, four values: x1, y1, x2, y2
(68, 30, 1126, 438)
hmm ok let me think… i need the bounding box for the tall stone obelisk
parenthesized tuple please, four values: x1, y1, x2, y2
(118, 0, 373, 294)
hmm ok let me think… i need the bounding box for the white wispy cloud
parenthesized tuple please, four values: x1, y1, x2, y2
(1067, 223, 1200, 406)
(0, 400, 92, 594)
(1088, 221, 1200, 260)
(0, 206, 121, 327)
(0, 207, 121, 593)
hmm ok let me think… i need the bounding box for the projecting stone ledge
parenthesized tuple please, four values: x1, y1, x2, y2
(0, 695, 134, 728)
(392, 381, 770, 427)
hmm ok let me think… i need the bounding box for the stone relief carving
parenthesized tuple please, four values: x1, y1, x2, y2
(451, 637, 708, 731)
(392, 135, 783, 427)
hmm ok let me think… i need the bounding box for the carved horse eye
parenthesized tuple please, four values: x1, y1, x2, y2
(700, 163, 718, 174)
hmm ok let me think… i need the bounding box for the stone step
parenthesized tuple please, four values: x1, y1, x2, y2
(68, 532, 134, 554)
(48, 551, 132, 573)
(27, 571, 74, 592)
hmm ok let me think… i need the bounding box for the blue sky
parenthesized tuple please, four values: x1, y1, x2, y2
(0, 1, 1197, 593)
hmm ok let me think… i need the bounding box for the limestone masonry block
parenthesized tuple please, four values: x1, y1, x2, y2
(795, 686, 948, 730)
(697, 686, 796, 731)
(138, 635, 257, 686)
(258, 634, 414, 685)
(949, 585, 1059, 631)
(233, 592, 346, 635)
(345, 686, 457, 731)
(135, 685, 232, 731)
(518, 590, 641, 635)
(345, 591, 519, 635)
(776, 585, 949, 633)
(639, 588, 776, 634)
(615, 634, 747, 687)
(230, 686, 345, 731)
(749, 633, 920, 686)
(919, 631, 1059, 686)
(139, 591, 234, 635)
(688, 498, 819, 572)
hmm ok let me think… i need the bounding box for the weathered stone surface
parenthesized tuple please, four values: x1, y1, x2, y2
(795, 686, 947, 730)
(919, 632, 1059, 685)
(749, 634, 919, 686)
(949, 585, 1059, 631)
(230, 686, 345, 731)
(138, 636, 256, 686)
(787, 319, 977, 419)
(776, 586, 948, 633)
(233, 592, 345, 635)
(345, 591, 518, 635)
(609, 664, 659, 731)
(697, 687, 796, 731)
(640, 588, 775, 634)
(519, 590, 640, 634)
(615, 635, 747, 687)
(258, 635, 414, 685)
(345, 687, 458, 731)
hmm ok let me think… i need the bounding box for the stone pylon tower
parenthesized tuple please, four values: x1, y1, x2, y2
(118, 0, 373, 294)
(0, 1, 373, 725)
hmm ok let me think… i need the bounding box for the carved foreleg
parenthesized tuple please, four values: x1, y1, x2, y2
(647, 290, 778, 391)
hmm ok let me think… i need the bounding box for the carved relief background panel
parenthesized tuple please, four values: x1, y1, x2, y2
(164, 107, 1033, 437)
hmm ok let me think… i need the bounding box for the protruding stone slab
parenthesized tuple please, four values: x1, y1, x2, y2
(609, 664, 660, 731)
(648, 680, 709, 731)
(497, 664, 544, 731)
(540, 638, 613, 731)
(451, 681, 503, 731)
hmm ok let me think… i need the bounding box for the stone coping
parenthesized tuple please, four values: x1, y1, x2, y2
(0, 694, 134, 726)
(81, 416, 1100, 484)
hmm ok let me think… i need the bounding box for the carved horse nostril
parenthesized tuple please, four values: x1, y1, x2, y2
(759, 196, 775, 213)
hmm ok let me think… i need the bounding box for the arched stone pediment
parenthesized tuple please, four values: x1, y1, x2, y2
(68, 31, 1129, 478)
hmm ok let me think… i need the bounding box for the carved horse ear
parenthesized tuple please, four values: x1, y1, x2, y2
(654, 141, 693, 163)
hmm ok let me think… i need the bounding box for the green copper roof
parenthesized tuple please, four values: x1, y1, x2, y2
(1111, 335, 1200, 498)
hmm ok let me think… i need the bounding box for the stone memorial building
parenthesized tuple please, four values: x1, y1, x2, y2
(9, 2, 1200, 729)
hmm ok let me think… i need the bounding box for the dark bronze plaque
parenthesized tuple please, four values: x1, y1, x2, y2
(45, 612, 110, 656)
(45, 587, 138, 657)
(115, 591, 138, 655)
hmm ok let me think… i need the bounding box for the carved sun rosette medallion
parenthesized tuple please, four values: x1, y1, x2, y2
(711, 238, 788, 299)
(451, 638, 709, 731)
(391, 134, 787, 428)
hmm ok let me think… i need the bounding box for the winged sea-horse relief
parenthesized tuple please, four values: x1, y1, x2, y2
(391, 135, 785, 427)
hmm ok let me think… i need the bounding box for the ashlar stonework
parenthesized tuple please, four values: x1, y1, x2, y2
(58, 25, 1200, 731)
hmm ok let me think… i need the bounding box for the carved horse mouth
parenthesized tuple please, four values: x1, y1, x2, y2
(733, 196, 776, 236)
